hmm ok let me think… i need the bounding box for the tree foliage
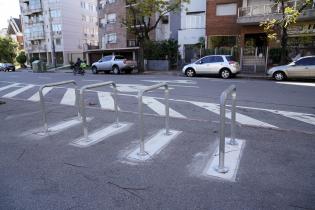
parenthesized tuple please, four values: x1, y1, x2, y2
(144, 39, 179, 64)
(122, 0, 189, 41)
(121, 0, 189, 71)
(16, 51, 27, 67)
(0, 37, 18, 63)
(260, 0, 313, 64)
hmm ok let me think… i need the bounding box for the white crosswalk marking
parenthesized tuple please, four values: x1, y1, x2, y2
(267, 110, 315, 126)
(143, 96, 186, 119)
(28, 87, 53, 102)
(60, 88, 76, 105)
(97, 92, 119, 110)
(0, 83, 20, 92)
(190, 101, 278, 128)
(2, 85, 35, 98)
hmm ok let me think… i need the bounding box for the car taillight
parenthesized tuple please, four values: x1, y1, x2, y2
(123, 59, 127, 64)
(229, 61, 236, 65)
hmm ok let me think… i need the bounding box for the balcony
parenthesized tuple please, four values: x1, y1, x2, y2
(27, 31, 45, 41)
(24, 7, 43, 16)
(237, 1, 315, 25)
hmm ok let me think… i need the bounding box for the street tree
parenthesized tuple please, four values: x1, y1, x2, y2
(121, 0, 190, 72)
(16, 51, 27, 68)
(260, 0, 313, 64)
(0, 37, 18, 63)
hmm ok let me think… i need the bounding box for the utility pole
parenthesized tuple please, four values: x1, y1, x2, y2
(48, 8, 57, 69)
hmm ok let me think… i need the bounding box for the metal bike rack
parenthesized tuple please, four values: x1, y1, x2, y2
(138, 82, 170, 156)
(39, 80, 79, 133)
(216, 85, 237, 173)
(79, 81, 119, 140)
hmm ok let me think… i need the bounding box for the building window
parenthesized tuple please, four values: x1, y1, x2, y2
(50, 9, 61, 18)
(216, 3, 237, 16)
(107, 13, 116, 24)
(52, 24, 62, 32)
(81, 1, 86, 9)
(48, 0, 60, 3)
(55, 38, 61, 45)
(106, 33, 117, 43)
(185, 12, 205, 29)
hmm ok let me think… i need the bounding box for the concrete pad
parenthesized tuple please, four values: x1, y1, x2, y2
(70, 122, 132, 148)
(127, 129, 182, 162)
(204, 138, 245, 182)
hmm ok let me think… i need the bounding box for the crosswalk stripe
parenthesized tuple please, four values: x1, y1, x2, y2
(0, 83, 20, 92)
(97, 92, 119, 110)
(28, 87, 53, 102)
(2, 85, 35, 98)
(267, 110, 315, 126)
(60, 88, 76, 106)
(190, 101, 278, 128)
(143, 96, 186, 119)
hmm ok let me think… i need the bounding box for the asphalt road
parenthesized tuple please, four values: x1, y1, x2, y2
(0, 70, 314, 210)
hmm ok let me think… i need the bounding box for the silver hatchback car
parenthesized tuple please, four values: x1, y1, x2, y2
(267, 56, 315, 81)
(182, 55, 240, 79)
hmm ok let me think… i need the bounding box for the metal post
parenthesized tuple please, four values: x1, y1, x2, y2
(39, 87, 48, 133)
(218, 92, 228, 173)
(137, 82, 169, 156)
(39, 80, 77, 133)
(138, 93, 146, 156)
(216, 85, 236, 173)
(229, 91, 237, 145)
(165, 86, 170, 135)
(240, 48, 243, 71)
(79, 81, 119, 140)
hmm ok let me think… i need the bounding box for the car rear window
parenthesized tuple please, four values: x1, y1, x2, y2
(225, 56, 235, 62)
(115, 55, 125, 60)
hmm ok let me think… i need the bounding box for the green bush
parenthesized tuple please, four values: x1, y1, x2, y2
(144, 39, 179, 65)
(16, 51, 27, 67)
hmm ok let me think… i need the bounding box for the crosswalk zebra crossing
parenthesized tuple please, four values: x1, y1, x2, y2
(1, 82, 315, 133)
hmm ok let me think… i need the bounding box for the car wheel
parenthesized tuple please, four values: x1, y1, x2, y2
(112, 66, 120, 74)
(185, 68, 195, 77)
(92, 66, 98, 74)
(273, 71, 286, 81)
(220, 68, 231, 79)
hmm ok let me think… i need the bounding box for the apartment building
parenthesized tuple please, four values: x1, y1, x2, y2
(206, 0, 315, 51)
(177, 0, 206, 63)
(20, 0, 98, 65)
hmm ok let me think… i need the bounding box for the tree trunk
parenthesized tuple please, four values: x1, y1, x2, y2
(138, 40, 145, 73)
(280, 26, 288, 65)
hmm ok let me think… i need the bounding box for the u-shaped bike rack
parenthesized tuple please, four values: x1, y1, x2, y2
(79, 81, 119, 140)
(39, 80, 79, 133)
(216, 84, 237, 173)
(138, 82, 170, 156)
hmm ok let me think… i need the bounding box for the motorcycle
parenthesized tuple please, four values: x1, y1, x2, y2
(73, 63, 86, 76)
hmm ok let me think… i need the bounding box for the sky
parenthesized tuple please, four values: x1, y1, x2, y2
(0, 0, 21, 29)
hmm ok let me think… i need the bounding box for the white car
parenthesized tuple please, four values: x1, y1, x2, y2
(91, 55, 136, 74)
(267, 56, 315, 81)
(182, 55, 240, 79)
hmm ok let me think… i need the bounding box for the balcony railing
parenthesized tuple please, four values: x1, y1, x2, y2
(24, 6, 43, 16)
(25, 31, 45, 41)
(237, 1, 315, 24)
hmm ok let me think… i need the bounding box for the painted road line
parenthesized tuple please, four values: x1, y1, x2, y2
(70, 122, 132, 148)
(142, 79, 197, 85)
(36, 117, 92, 136)
(204, 138, 245, 181)
(60, 88, 76, 106)
(276, 82, 315, 87)
(191, 101, 278, 128)
(267, 110, 315, 126)
(127, 129, 182, 161)
(97, 91, 119, 110)
(28, 87, 53, 102)
(143, 96, 186, 119)
(2, 84, 35, 98)
(0, 83, 21, 92)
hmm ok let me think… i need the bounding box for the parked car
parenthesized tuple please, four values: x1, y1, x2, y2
(267, 56, 315, 81)
(182, 55, 240, 79)
(91, 55, 136, 74)
(0, 63, 15, 72)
